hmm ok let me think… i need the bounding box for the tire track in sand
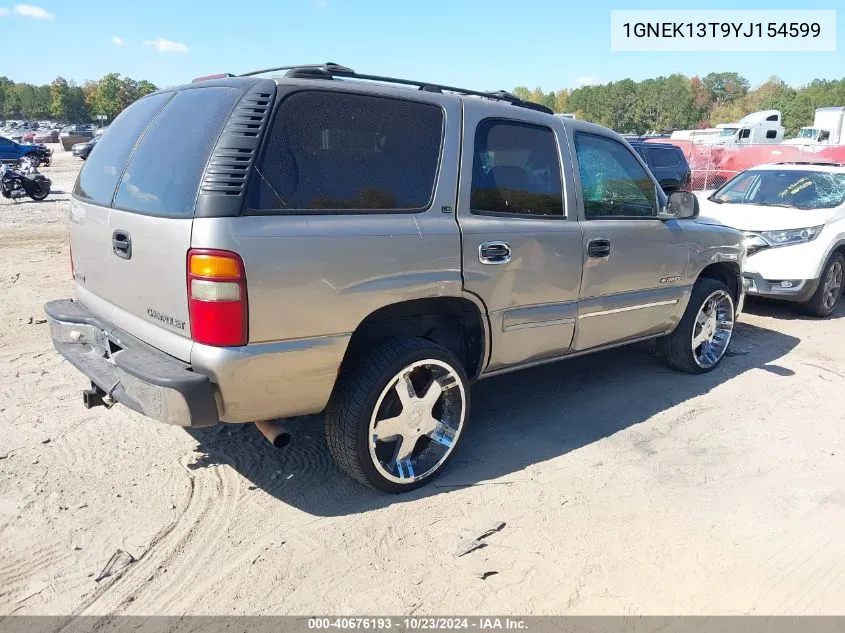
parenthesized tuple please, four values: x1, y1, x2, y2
(70, 448, 243, 615)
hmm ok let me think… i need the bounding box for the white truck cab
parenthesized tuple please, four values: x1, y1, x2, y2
(784, 107, 845, 146)
(698, 110, 785, 146)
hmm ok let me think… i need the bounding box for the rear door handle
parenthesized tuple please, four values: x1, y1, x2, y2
(587, 239, 611, 259)
(112, 230, 132, 260)
(479, 241, 511, 265)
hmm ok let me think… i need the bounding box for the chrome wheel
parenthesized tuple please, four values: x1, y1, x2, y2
(691, 290, 735, 369)
(822, 260, 843, 311)
(368, 359, 466, 484)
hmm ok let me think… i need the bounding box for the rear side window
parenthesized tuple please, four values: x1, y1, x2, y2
(646, 147, 681, 168)
(73, 92, 172, 205)
(248, 91, 443, 212)
(470, 119, 563, 217)
(113, 87, 240, 217)
(766, 130, 777, 139)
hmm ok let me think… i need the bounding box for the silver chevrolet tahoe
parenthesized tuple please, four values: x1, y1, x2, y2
(45, 63, 746, 492)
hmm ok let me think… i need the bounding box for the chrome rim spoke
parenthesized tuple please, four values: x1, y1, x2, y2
(373, 414, 405, 441)
(393, 435, 418, 463)
(395, 372, 416, 407)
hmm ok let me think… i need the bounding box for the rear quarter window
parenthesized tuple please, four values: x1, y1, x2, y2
(247, 91, 444, 213)
(112, 87, 241, 217)
(646, 146, 682, 169)
(73, 92, 172, 205)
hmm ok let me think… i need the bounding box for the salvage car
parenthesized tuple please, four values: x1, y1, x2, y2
(44, 63, 747, 492)
(629, 141, 692, 194)
(698, 162, 845, 317)
(71, 135, 100, 160)
(0, 135, 52, 167)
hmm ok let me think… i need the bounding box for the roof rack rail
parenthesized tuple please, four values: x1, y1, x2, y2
(238, 62, 554, 115)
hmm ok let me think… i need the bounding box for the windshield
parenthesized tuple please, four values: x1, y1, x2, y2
(798, 128, 819, 139)
(719, 128, 738, 137)
(711, 169, 845, 209)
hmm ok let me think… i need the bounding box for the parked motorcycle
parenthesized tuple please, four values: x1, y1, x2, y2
(0, 161, 51, 201)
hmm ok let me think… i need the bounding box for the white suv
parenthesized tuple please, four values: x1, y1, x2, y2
(697, 162, 845, 317)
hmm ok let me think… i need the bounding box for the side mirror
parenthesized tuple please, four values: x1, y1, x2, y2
(659, 191, 699, 221)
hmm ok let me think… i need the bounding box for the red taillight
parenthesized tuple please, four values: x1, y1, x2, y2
(187, 249, 248, 347)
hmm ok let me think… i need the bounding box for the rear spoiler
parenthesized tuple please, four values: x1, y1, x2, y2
(192, 73, 235, 83)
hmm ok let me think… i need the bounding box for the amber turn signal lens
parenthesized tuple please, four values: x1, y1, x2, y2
(189, 254, 241, 279)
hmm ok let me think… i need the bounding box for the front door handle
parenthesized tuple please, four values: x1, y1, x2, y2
(587, 238, 611, 259)
(479, 241, 511, 265)
(112, 230, 132, 260)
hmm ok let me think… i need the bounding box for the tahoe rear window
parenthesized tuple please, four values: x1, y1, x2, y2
(247, 91, 443, 212)
(73, 87, 240, 217)
(73, 91, 172, 205)
(113, 87, 240, 217)
(646, 147, 682, 168)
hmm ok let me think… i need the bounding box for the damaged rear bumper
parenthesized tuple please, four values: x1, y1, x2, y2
(44, 299, 219, 427)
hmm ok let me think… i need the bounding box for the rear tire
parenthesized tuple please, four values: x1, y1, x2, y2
(324, 338, 469, 493)
(657, 278, 735, 374)
(28, 184, 49, 201)
(800, 252, 843, 318)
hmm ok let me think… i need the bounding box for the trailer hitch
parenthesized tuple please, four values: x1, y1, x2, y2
(82, 383, 115, 409)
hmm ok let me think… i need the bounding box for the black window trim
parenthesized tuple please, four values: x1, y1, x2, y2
(469, 117, 567, 221)
(574, 131, 660, 221)
(244, 88, 446, 216)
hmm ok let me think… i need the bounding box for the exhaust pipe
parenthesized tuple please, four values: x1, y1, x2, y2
(254, 420, 292, 449)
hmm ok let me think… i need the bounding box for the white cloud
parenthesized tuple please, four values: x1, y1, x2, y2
(13, 4, 54, 19)
(143, 38, 188, 53)
(111, 35, 124, 46)
(574, 75, 601, 88)
(0, 8, 9, 16)
(313, 0, 327, 8)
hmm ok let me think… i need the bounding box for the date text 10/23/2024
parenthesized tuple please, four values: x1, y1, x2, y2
(308, 618, 527, 631)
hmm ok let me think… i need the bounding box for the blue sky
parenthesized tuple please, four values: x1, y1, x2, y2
(3, 0, 843, 91)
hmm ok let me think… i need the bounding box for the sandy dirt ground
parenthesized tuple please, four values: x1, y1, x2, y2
(1, 149, 844, 616)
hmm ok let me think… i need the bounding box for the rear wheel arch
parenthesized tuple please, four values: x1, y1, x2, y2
(339, 296, 489, 382)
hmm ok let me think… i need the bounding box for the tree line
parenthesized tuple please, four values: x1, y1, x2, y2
(0, 74, 158, 124)
(514, 72, 845, 137)
(5, 70, 844, 137)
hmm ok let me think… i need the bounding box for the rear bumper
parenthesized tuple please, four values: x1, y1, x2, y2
(44, 299, 219, 427)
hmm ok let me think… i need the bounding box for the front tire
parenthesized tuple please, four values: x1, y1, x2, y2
(657, 278, 735, 374)
(324, 338, 469, 493)
(24, 153, 40, 169)
(800, 252, 843, 318)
